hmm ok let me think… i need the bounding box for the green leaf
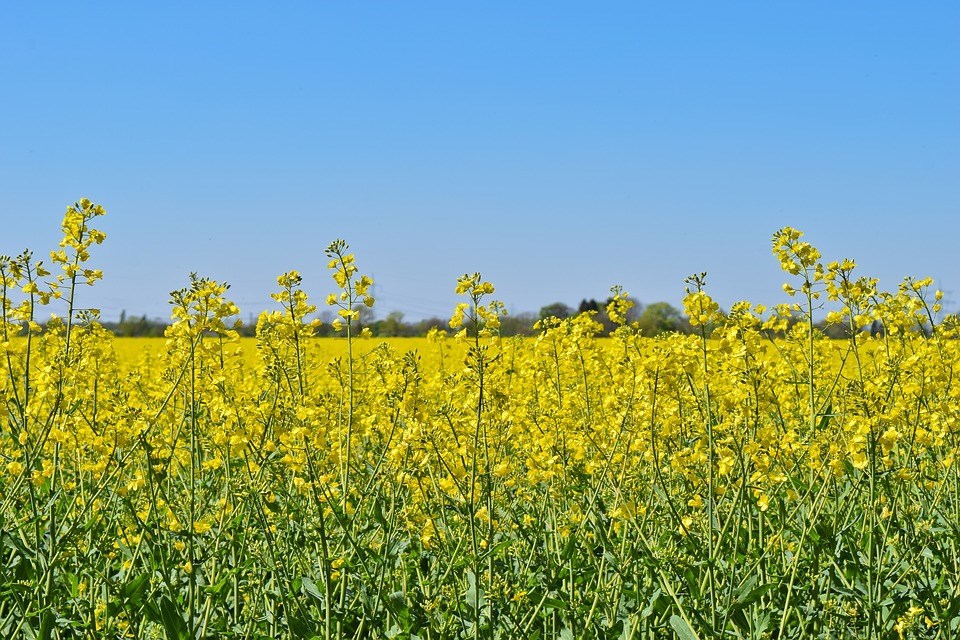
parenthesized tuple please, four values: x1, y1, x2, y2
(729, 583, 776, 612)
(817, 405, 832, 430)
(287, 615, 316, 638)
(372, 499, 389, 529)
(302, 575, 324, 605)
(122, 573, 151, 605)
(158, 596, 189, 640)
(387, 590, 406, 607)
(641, 588, 663, 618)
(669, 615, 701, 640)
(489, 540, 513, 556)
(464, 570, 484, 610)
(38, 610, 54, 640)
(205, 574, 230, 595)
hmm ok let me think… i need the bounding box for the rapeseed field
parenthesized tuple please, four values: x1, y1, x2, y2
(2, 200, 958, 638)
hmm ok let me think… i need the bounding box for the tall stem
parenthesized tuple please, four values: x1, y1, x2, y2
(698, 322, 717, 631)
(188, 329, 198, 637)
(807, 284, 817, 433)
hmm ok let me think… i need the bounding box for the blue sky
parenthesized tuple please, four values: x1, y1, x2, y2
(2, 2, 958, 323)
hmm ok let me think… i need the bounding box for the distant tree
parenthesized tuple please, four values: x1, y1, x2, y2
(637, 302, 684, 336)
(499, 312, 538, 336)
(817, 319, 854, 339)
(411, 317, 448, 335)
(236, 319, 257, 337)
(575, 297, 624, 333)
(377, 311, 407, 337)
(355, 304, 376, 331)
(578, 299, 601, 313)
(107, 312, 168, 337)
(625, 296, 643, 323)
(117, 309, 130, 337)
(538, 302, 572, 321)
(315, 310, 337, 336)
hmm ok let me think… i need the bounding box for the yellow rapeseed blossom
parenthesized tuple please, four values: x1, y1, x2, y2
(4, 213, 959, 638)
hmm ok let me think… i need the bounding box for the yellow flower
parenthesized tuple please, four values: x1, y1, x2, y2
(449, 302, 469, 329)
(756, 493, 770, 512)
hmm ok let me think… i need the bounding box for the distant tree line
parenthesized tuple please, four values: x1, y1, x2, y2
(539, 298, 694, 336)
(343, 297, 696, 338)
(102, 310, 168, 337)
(39, 303, 935, 340)
(96, 299, 691, 338)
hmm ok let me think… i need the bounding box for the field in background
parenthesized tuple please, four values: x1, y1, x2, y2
(112, 336, 445, 369)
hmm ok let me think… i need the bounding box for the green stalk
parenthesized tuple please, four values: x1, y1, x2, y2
(188, 326, 198, 638)
(697, 317, 718, 631)
(468, 301, 484, 639)
(806, 280, 817, 434)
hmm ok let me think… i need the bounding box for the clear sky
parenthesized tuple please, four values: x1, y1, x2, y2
(2, 2, 958, 323)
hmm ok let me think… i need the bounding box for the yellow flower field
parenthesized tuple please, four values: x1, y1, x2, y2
(110, 337, 447, 370)
(2, 201, 959, 638)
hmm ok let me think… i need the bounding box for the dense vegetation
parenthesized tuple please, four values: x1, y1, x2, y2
(2, 200, 959, 638)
